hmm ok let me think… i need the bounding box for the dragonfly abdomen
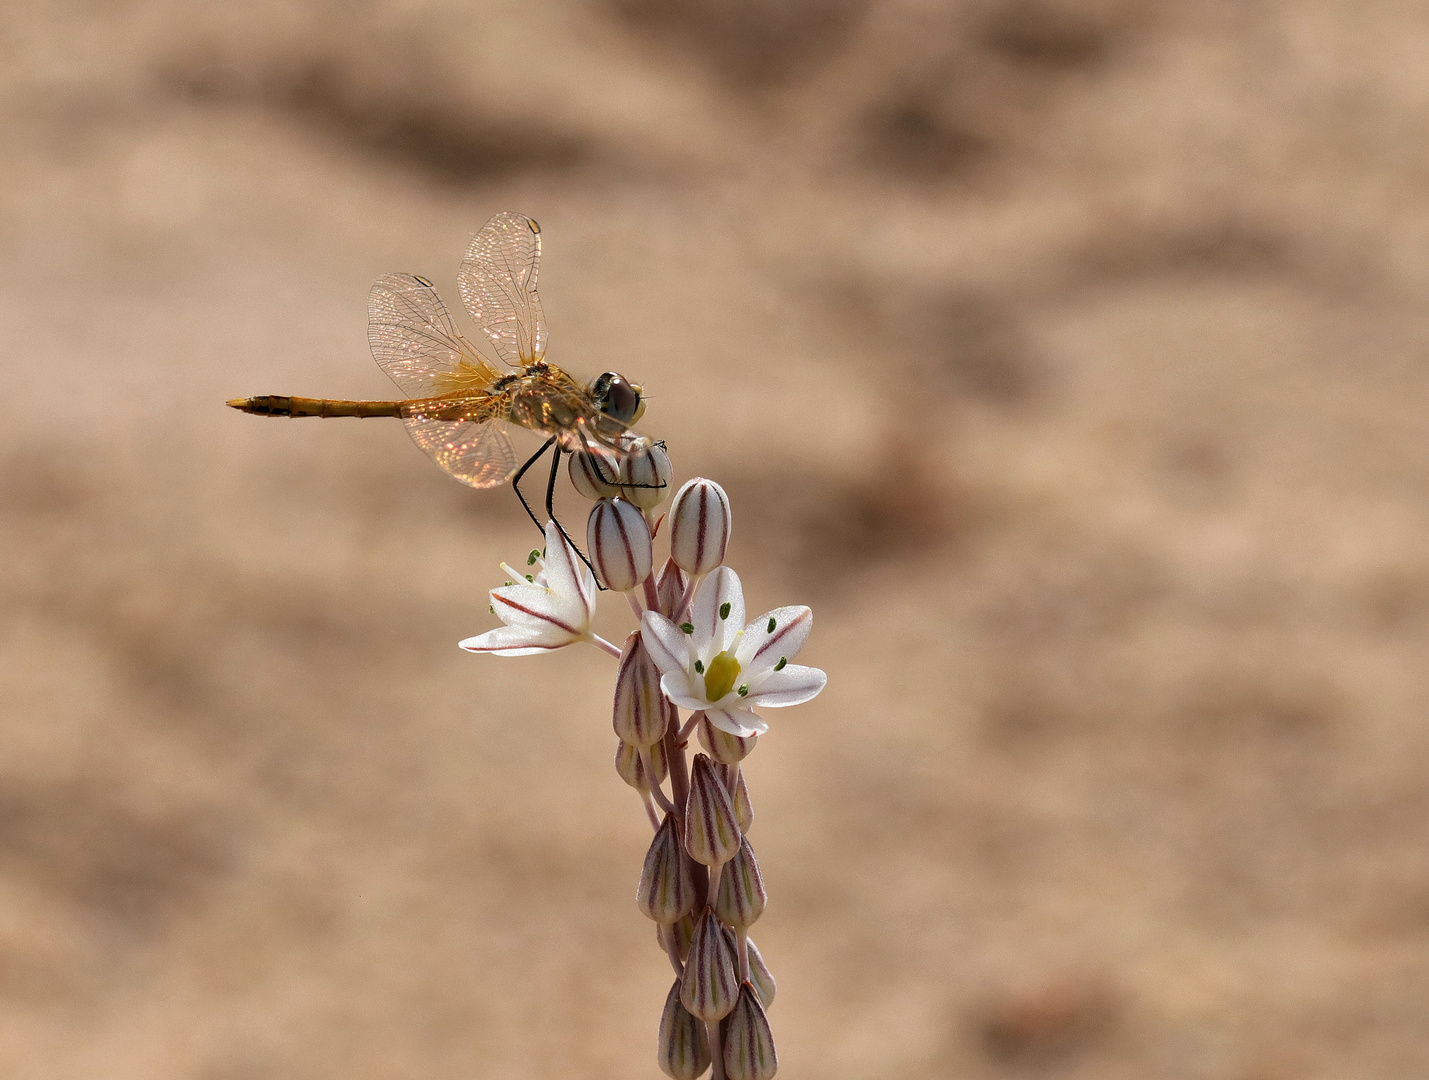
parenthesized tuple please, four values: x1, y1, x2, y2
(227, 395, 405, 418)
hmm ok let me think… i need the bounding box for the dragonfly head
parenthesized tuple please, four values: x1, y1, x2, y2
(590, 371, 645, 425)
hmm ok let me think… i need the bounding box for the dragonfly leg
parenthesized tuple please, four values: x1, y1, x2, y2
(510, 436, 607, 589)
(511, 436, 558, 532)
(544, 443, 563, 520)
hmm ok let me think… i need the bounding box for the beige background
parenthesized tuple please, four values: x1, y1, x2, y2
(3, 1, 1429, 1077)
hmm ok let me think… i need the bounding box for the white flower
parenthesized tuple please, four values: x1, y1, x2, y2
(641, 567, 825, 737)
(460, 520, 606, 656)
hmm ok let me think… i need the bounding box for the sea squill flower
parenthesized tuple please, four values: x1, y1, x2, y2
(641, 566, 826, 737)
(463, 447, 820, 1078)
(458, 520, 616, 657)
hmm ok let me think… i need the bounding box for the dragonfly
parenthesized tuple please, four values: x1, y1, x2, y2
(228, 211, 655, 533)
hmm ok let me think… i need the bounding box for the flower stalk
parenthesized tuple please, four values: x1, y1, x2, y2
(462, 471, 825, 1078)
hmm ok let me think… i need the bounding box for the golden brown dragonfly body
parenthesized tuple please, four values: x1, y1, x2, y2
(228, 212, 649, 502)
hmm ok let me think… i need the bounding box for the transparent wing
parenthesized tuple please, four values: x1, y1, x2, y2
(402, 412, 520, 490)
(369, 273, 504, 396)
(457, 212, 548, 366)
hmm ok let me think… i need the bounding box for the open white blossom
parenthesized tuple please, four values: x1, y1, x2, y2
(641, 566, 826, 737)
(459, 520, 604, 656)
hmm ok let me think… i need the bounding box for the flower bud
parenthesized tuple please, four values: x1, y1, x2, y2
(719, 928, 776, 1007)
(614, 737, 667, 790)
(569, 443, 624, 500)
(613, 632, 667, 747)
(655, 557, 688, 617)
(714, 838, 766, 930)
(746, 936, 776, 1008)
(684, 754, 742, 867)
(588, 497, 653, 591)
(680, 908, 739, 1021)
(638, 815, 697, 924)
(658, 977, 711, 1079)
(622, 440, 673, 511)
(669, 478, 731, 576)
(728, 764, 753, 833)
(723, 983, 777, 1080)
(698, 714, 757, 764)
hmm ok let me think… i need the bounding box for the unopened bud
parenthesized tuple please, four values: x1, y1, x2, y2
(746, 936, 776, 1008)
(669, 478, 731, 576)
(638, 815, 697, 924)
(569, 444, 624, 500)
(656, 557, 688, 617)
(728, 764, 753, 833)
(613, 632, 667, 747)
(684, 754, 742, 867)
(588, 498, 653, 591)
(719, 928, 776, 1008)
(723, 982, 778, 1080)
(658, 977, 711, 1079)
(698, 714, 757, 764)
(615, 737, 667, 790)
(680, 908, 739, 1021)
(622, 440, 673, 511)
(714, 838, 766, 930)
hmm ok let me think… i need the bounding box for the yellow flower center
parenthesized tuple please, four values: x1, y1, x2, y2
(703, 650, 741, 702)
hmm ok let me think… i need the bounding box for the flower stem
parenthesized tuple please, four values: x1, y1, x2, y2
(737, 927, 750, 983)
(626, 591, 645, 621)
(674, 574, 699, 623)
(707, 1020, 727, 1080)
(648, 779, 676, 816)
(678, 710, 704, 744)
(658, 924, 684, 978)
(641, 791, 660, 831)
(588, 634, 622, 659)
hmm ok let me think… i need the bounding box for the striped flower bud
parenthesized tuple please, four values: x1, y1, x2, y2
(714, 838, 766, 930)
(614, 737, 667, 790)
(669, 478, 731, 576)
(746, 936, 776, 1008)
(613, 632, 667, 747)
(684, 754, 742, 867)
(568, 443, 624, 500)
(588, 498, 653, 592)
(655, 557, 688, 617)
(680, 908, 739, 1021)
(728, 764, 753, 833)
(723, 982, 778, 1080)
(698, 714, 757, 764)
(638, 815, 697, 924)
(721, 929, 777, 1008)
(622, 440, 673, 511)
(658, 978, 711, 1080)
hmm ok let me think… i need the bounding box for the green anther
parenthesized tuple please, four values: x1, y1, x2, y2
(720, 602, 731, 620)
(527, 549, 541, 566)
(524, 574, 534, 582)
(489, 605, 495, 615)
(737, 685, 748, 697)
(680, 623, 695, 634)
(504, 581, 513, 587)
(694, 659, 704, 674)
(774, 656, 787, 671)
(704, 650, 741, 702)
(767, 617, 776, 633)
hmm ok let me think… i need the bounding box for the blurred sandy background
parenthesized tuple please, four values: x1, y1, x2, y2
(3, 1, 1429, 1077)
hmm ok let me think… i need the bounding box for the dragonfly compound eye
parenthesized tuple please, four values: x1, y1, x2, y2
(592, 371, 642, 425)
